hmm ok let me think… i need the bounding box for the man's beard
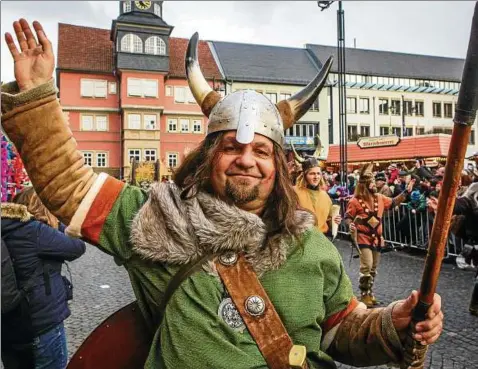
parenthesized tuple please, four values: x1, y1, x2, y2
(225, 178, 260, 205)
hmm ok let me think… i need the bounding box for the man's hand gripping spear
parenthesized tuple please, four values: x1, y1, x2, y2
(401, 3, 478, 368)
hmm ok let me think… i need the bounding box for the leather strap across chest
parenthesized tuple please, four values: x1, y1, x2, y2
(215, 253, 307, 369)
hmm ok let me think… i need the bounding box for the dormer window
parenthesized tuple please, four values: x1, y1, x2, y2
(154, 3, 161, 17)
(123, 1, 132, 12)
(145, 36, 166, 55)
(121, 34, 143, 53)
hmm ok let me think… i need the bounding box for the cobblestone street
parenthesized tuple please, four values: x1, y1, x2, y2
(65, 240, 478, 369)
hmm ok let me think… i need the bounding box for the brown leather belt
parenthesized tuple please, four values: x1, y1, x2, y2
(216, 253, 307, 369)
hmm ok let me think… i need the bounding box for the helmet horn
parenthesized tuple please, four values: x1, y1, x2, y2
(313, 134, 323, 159)
(291, 142, 305, 164)
(185, 33, 222, 117)
(276, 56, 333, 130)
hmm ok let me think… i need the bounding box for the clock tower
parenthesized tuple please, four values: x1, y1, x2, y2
(111, 1, 174, 72)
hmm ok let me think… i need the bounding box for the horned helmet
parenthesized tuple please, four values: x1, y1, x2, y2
(291, 134, 326, 172)
(358, 163, 374, 184)
(185, 33, 333, 148)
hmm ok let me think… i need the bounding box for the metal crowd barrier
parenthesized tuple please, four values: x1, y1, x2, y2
(336, 200, 463, 258)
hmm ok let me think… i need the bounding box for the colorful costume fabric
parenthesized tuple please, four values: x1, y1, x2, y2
(294, 186, 332, 233)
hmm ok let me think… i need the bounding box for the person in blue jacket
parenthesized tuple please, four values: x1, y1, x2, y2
(1, 187, 86, 369)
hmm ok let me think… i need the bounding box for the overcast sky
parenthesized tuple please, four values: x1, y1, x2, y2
(1, 1, 475, 83)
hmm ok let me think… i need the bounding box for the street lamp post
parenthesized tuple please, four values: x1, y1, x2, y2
(318, 1, 347, 184)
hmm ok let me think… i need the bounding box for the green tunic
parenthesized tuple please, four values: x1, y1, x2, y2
(90, 185, 354, 369)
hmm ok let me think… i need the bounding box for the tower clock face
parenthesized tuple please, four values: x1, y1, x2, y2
(135, 1, 152, 10)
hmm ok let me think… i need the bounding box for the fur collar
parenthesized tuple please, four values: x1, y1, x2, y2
(1, 203, 32, 222)
(130, 183, 315, 276)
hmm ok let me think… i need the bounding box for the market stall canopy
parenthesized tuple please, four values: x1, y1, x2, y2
(327, 134, 451, 165)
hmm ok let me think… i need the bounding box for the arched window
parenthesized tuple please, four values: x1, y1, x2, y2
(145, 36, 166, 55)
(123, 1, 132, 12)
(121, 34, 143, 53)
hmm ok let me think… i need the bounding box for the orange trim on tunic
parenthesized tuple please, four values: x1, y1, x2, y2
(322, 297, 360, 333)
(81, 176, 124, 243)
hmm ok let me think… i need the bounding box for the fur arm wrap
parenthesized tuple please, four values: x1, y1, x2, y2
(327, 302, 404, 367)
(1, 80, 96, 225)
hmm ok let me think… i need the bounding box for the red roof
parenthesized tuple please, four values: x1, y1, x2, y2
(57, 23, 114, 73)
(168, 38, 222, 80)
(56, 24, 222, 80)
(327, 134, 451, 163)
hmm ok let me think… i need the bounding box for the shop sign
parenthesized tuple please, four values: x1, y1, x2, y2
(357, 135, 401, 149)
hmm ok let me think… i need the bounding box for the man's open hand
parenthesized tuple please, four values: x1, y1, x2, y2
(5, 19, 54, 91)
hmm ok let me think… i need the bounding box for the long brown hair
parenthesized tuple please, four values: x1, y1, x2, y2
(12, 187, 59, 229)
(174, 132, 301, 237)
(354, 182, 373, 201)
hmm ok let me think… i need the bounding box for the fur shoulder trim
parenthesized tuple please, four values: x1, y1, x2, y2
(1, 203, 32, 222)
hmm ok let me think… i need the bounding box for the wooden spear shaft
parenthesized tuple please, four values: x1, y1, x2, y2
(401, 3, 478, 368)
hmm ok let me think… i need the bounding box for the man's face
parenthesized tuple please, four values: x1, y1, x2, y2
(436, 167, 445, 177)
(210, 132, 276, 213)
(376, 179, 385, 189)
(368, 179, 377, 193)
(305, 167, 321, 187)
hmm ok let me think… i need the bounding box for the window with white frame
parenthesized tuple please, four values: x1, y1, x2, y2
(379, 126, 390, 136)
(265, 93, 277, 103)
(144, 114, 157, 130)
(128, 149, 141, 163)
(165, 86, 173, 96)
(123, 1, 131, 12)
(416, 127, 425, 135)
(346, 97, 357, 114)
(180, 118, 190, 132)
(347, 125, 358, 141)
(359, 98, 369, 114)
(82, 152, 93, 166)
(144, 149, 157, 162)
(168, 118, 178, 132)
(121, 34, 142, 53)
(310, 97, 319, 111)
(154, 2, 161, 16)
(444, 103, 453, 118)
(145, 36, 166, 55)
(186, 87, 196, 103)
(415, 101, 424, 116)
(81, 79, 107, 98)
(391, 100, 401, 115)
(280, 93, 291, 100)
(95, 115, 107, 131)
(81, 115, 94, 130)
(96, 152, 107, 167)
(404, 100, 413, 116)
(127, 78, 158, 97)
(108, 82, 117, 94)
(378, 98, 389, 115)
(128, 114, 141, 129)
(392, 127, 402, 137)
(360, 125, 370, 137)
(174, 87, 186, 103)
(167, 153, 178, 168)
(433, 102, 442, 118)
(192, 119, 202, 133)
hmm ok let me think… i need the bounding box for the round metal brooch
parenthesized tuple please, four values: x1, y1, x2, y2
(245, 295, 266, 317)
(218, 297, 245, 332)
(218, 252, 238, 266)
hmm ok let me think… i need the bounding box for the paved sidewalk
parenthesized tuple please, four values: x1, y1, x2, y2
(64, 240, 478, 368)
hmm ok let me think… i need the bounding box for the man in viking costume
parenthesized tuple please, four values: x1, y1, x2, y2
(345, 164, 414, 308)
(292, 140, 340, 234)
(2, 20, 443, 369)
(293, 156, 341, 234)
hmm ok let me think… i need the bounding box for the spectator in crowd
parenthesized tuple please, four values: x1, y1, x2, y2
(294, 157, 341, 233)
(375, 172, 392, 197)
(412, 158, 433, 181)
(429, 183, 478, 316)
(1, 187, 86, 369)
